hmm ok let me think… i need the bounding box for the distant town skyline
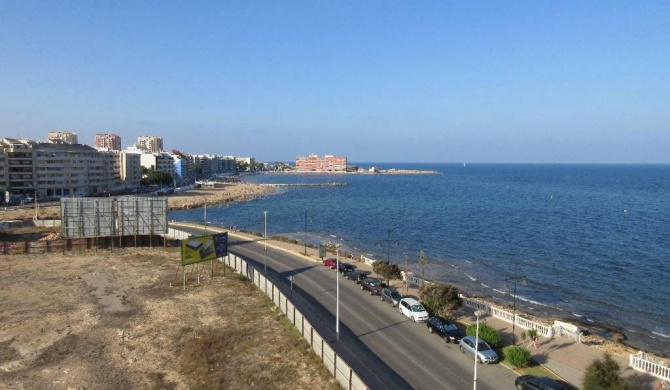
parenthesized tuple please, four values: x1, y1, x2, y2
(1, 2, 668, 163)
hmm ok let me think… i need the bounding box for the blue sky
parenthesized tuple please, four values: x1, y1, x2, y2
(1, 1, 668, 163)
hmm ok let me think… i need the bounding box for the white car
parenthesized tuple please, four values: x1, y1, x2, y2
(398, 298, 429, 322)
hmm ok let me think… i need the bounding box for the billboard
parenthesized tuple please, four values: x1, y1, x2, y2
(181, 232, 228, 266)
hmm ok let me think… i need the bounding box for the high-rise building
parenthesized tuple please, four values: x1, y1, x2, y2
(137, 136, 163, 153)
(94, 133, 122, 151)
(48, 131, 78, 145)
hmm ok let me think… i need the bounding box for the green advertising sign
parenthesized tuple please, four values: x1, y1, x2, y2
(318, 244, 326, 259)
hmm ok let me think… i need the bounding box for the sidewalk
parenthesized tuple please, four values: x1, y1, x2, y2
(177, 224, 663, 390)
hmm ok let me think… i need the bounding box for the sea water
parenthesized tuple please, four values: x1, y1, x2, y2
(170, 163, 670, 356)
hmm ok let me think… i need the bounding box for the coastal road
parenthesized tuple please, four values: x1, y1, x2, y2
(175, 224, 519, 389)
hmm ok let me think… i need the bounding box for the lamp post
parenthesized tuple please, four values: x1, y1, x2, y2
(503, 261, 527, 345)
(263, 211, 268, 273)
(473, 310, 483, 390)
(379, 229, 399, 263)
(336, 243, 342, 341)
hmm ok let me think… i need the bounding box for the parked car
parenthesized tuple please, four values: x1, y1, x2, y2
(360, 278, 384, 295)
(346, 271, 367, 283)
(337, 262, 354, 274)
(398, 298, 429, 322)
(514, 375, 567, 390)
(380, 287, 403, 307)
(458, 336, 498, 364)
(426, 317, 463, 343)
(323, 258, 337, 268)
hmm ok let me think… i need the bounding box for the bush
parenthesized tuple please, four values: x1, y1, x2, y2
(466, 323, 502, 346)
(582, 353, 637, 390)
(503, 346, 531, 368)
(418, 283, 462, 317)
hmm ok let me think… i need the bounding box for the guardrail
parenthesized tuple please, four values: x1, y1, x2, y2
(170, 227, 368, 390)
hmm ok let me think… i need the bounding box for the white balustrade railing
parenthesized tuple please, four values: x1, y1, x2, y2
(461, 296, 553, 338)
(630, 353, 670, 381)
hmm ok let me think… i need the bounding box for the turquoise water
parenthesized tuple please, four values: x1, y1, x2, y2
(171, 163, 670, 356)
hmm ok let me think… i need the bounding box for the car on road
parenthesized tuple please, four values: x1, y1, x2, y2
(380, 287, 403, 307)
(323, 258, 337, 268)
(337, 262, 354, 274)
(360, 278, 384, 295)
(459, 336, 498, 364)
(514, 375, 567, 390)
(426, 317, 463, 343)
(346, 271, 367, 283)
(398, 298, 429, 322)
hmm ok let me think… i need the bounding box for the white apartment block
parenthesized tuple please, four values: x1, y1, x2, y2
(48, 131, 78, 145)
(137, 135, 163, 153)
(0, 138, 141, 202)
(140, 152, 174, 175)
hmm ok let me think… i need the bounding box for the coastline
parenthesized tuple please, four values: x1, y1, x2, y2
(5, 180, 667, 363)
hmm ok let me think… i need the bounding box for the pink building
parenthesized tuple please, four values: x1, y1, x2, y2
(295, 154, 347, 172)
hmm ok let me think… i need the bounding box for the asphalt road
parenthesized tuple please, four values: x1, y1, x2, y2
(176, 225, 520, 390)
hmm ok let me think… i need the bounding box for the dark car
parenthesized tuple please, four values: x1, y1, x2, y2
(380, 287, 403, 307)
(346, 271, 367, 283)
(361, 278, 384, 295)
(337, 262, 354, 274)
(514, 375, 567, 390)
(426, 317, 463, 343)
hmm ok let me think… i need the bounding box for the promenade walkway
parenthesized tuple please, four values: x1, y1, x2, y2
(174, 223, 663, 390)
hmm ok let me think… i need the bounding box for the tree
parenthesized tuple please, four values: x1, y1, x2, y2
(419, 250, 428, 280)
(418, 283, 462, 318)
(582, 353, 636, 390)
(373, 261, 402, 285)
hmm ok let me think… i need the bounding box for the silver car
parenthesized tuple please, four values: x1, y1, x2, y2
(458, 335, 498, 364)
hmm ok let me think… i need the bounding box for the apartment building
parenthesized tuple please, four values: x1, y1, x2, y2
(189, 154, 236, 179)
(140, 152, 174, 175)
(94, 133, 122, 151)
(48, 131, 78, 145)
(171, 151, 193, 186)
(295, 154, 347, 172)
(0, 138, 35, 203)
(120, 152, 141, 189)
(0, 138, 141, 202)
(137, 135, 163, 153)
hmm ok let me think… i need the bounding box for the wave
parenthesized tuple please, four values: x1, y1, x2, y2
(464, 273, 476, 282)
(652, 330, 670, 339)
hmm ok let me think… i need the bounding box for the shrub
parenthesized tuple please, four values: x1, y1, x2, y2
(503, 346, 531, 368)
(582, 353, 637, 390)
(418, 283, 462, 317)
(466, 323, 502, 346)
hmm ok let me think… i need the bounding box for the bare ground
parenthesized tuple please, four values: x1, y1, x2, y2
(0, 248, 339, 390)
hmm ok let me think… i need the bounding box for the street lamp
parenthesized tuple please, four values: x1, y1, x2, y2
(263, 211, 268, 273)
(473, 310, 483, 390)
(378, 229, 399, 263)
(304, 210, 314, 256)
(503, 261, 527, 345)
(336, 243, 342, 341)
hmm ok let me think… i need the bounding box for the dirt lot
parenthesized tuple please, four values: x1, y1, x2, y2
(0, 248, 339, 390)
